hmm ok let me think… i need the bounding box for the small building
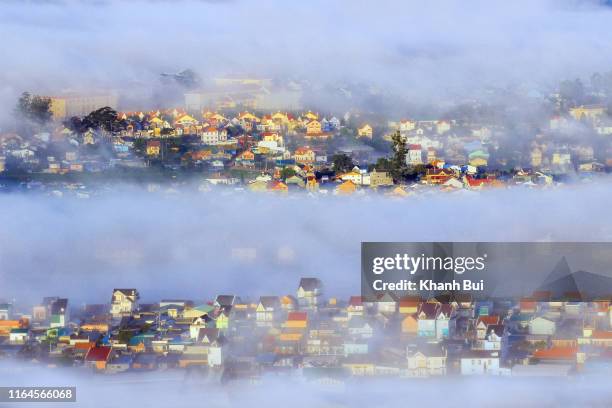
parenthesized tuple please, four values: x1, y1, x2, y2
(110, 289, 139, 317)
(357, 124, 373, 138)
(85, 346, 113, 371)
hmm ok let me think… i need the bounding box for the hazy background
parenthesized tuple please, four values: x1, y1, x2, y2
(2, 0, 612, 123)
(2, 361, 612, 408)
(1, 183, 611, 307)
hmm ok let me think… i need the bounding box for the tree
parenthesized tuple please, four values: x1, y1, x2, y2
(371, 157, 393, 172)
(390, 130, 408, 181)
(64, 106, 126, 134)
(280, 167, 297, 180)
(332, 153, 355, 173)
(559, 79, 585, 104)
(15, 92, 52, 134)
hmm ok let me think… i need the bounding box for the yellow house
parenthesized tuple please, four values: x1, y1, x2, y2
(304, 111, 319, 121)
(146, 141, 161, 156)
(343, 361, 375, 376)
(174, 114, 198, 127)
(306, 120, 322, 135)
(50, 97, 67, 120)
(285, 312, 308, 329)
(272, 111, 289, 123)
(569, 105, 606, 121)
(469, 157, 488, 167)
(80, 323, 109, 332)
(387, 186, 409, 197)
(531, 148, 543, 167)
(238, 111, 260, 122)
(357, 124, 373, 138)
(149, 117, 166, 128)
(248, 180, 269, 192)
(203, 111, 226, 122)
(306, 176, 319, 192)
(294, 147, 316, 164)
(279, 332, 303, 342)
(336, 180, 357, 195)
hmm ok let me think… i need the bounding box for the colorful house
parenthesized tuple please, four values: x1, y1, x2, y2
(357, 124, 373, 138)
(85, 346, 112, 370)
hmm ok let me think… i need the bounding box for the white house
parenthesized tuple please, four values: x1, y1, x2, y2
(529, 316, 556, 336)
(406, 343, 447, 377)
(110, 289, 139, 317)
(9, 329, 29, 344)
(460, 351, 501, 375)
(344, 341, 368, 356)
(297, 278, 323, 310)
(201, 127, 228, 145)
(406, 145, 423, 165)
(256, 296, 280, 326)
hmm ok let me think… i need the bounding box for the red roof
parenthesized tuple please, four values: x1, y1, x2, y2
(349, 296, 363, 307)
(520, 298, 537, 309)
(85, 346, 112, 362)
(287, 312, 307, 321)
(533, 347, 577, 360)
(477, 315, 500, 326)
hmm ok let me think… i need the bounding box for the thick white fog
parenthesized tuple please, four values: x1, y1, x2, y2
(2, 361, 612, 408)
(1, 183, 611, 306)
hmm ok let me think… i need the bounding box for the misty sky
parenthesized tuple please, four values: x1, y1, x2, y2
(2, 0, 612, 123)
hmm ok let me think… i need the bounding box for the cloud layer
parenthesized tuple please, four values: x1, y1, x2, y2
(1, 182, 611, 306)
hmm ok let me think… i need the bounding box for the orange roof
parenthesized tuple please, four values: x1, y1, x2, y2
(74, 342, 95, 351)
(280, 295, 296, 305)
(0, 320, 20, 328)
(295, 147, 313, 155)
(520, 298, 537, 309)
(533, 347, 577, 360)
(399, 297, 421, 308)
(592, 331, 612, 340)
(268, 181, 288, 191)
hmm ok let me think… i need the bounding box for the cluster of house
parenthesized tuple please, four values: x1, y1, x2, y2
(1, 102, 611, 193)
(1, 279, 612, 382)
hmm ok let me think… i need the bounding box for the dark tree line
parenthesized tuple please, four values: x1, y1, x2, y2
(64, 107, 126, 134)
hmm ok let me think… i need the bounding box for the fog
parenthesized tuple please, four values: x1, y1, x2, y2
(2, 0, 612, 122)
(2, 361, 612, 407)
(1, 182, 611, 307)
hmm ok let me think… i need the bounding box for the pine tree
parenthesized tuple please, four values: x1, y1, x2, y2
(390, 130, 408, 181)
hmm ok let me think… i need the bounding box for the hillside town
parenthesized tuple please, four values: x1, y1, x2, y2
(1, 275, 612, 383)
(2, 74, 612, 197)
